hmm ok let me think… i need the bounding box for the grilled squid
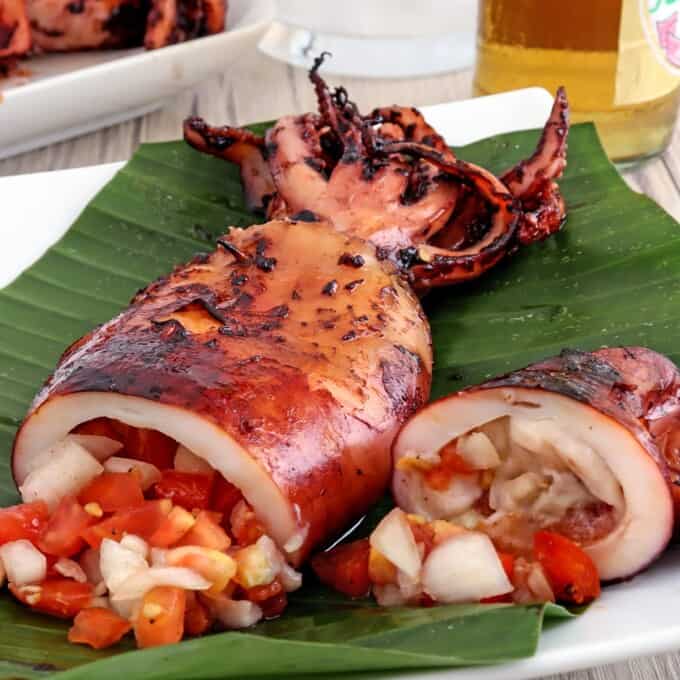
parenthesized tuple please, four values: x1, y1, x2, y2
(13, 219, 431, 576)
(0, 0, 30, 60)
(392, 347, 678, 582)
(1, 0, 226, 57)
(184, 54, 569, 292)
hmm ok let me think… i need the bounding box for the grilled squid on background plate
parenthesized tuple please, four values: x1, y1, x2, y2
(314, 347, 678, 608)
(2, 0, 226, 58)
(10, 218, 431, 635)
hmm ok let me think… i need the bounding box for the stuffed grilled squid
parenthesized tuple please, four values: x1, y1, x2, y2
(313, 347, 677, 609)
(8, 219, 431, 639)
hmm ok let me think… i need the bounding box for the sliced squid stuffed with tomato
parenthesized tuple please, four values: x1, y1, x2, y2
(3, 218, 431, 649)
(313, 347, 679, 608)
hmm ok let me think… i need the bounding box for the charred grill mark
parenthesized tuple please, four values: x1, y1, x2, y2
(304, 157, 326, 176)
(254, 238, 277, 272)
(173, 296, 227, 324)
(342, 330, 357, 341)
(66, 0, 85, 13)
(230, 271, 248, 287)
(397, 247, 419, 268)
(338, 253, 365, 268)
(151, 318, 188, 341)
(345, 279, 364, 293)
(267, 304, 290, 318)
(217, 238, 250, 264)
(291, 210, 320, 222)
(322, 280, 338, 296)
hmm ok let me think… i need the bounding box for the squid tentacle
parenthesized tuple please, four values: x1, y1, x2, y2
(183, 117, 275, 213)
(378, 140, 519, 291)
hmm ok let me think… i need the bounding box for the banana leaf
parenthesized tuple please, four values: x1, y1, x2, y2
(0, 121, 672, 677)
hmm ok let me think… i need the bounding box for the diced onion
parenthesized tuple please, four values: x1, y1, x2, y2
(150, 548, 168, 567)
(279, 563, 303, 592)
(100, 538, 148, 594)
(19, 440, 103, 510)
(103, 457, 161, 491)
(421, 532, 512, 603)
(208, 595, 263, 628)
(111, 567, 210, 601)
(174, 445, 213, 474)
(0, 540, 47, 585)
(120, 534, 149, 559)
(110, 597, 140, 621)
(65, 434, 123, 461)
(369, 508, 421, 580)
(55, 558, 87, 583)
(457, 432, 500, 469)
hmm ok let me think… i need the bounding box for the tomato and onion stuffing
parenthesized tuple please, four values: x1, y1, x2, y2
(0, 420, 302, 649)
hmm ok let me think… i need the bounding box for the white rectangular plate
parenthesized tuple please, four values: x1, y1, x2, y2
(0, 0, 273, 159)
(2, 89, 678, 680)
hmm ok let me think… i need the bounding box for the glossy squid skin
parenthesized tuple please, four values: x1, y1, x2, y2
(14, 219, 432, 559)
(0, 0, 30, 59)
(481, 347, 680, 516)
(183, 59, 569, 291)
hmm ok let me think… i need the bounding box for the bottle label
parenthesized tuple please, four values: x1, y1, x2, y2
(614, 0, 680, 105)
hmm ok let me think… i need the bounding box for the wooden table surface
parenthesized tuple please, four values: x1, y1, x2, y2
(2, 46, 680, 680)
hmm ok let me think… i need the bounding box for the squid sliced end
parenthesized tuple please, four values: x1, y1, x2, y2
(12, 392, 303, 564)
(392, 386, 673, 582)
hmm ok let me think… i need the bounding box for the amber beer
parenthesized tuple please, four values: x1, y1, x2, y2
(474, 0, 680, 162)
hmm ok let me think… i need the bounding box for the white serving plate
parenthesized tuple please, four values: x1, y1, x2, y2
(3, 88, 679, 680)
(0, 0, 274, 160)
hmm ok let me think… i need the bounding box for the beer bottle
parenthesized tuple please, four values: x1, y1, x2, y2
(474, 0, 680, 163)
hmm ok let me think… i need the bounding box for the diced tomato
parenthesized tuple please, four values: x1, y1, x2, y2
(481, 551, 515, 604)
(184, 592, 214, 637)
(38, 496, 95, 557)
(134, 586, 186, 648)
(210, 475, 243, 518)
(260, 591, 288, 619)
(311, 539, 371, 598)
(498, 551, 515, 579)
(424, 442, 475, 491)
(68, 607, 132, 649)
(125, 427, 177, 470)
(10, 579, 93, 619)
(534, 530, 601, 605)
(246, 578, 283, 603)
(151, 471, 215, 511)
(149, 506, 196, 548)
(408, 517, 436, 557)
(79, 472, 144, 513)
(230, 502, 265, 547)
(81, 500, 171, 548)
(176, 510, 231, 551)
(0, 501, 49, 546)
(74, 420, 176, 470)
